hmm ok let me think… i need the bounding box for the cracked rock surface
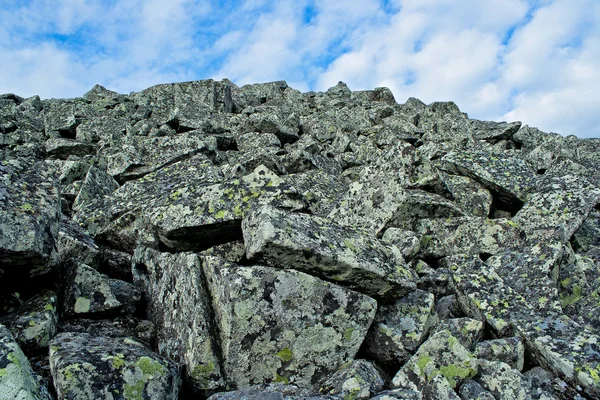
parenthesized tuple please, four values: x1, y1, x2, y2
(1, 79, 600, 399)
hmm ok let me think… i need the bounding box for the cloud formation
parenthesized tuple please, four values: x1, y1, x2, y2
(1, 0, 598, 137)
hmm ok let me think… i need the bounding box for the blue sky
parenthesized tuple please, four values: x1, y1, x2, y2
(1, 0, 599, 137)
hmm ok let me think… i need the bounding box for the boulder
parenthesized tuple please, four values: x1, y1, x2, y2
(49, 333, 181, 399)
(202, 257, 377, 389)
(243, 205, 417, 299)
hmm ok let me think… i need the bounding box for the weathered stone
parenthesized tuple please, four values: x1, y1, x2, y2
(421, 374, 461, 400)
(475, 337, 525, 371)
(441, 149, 537, 208)
(132, 247, 224, 392)
(475, 360, 531, 400)
(243, 205, 417, 299)
(470, 120, 521, 141)
(286, 170, 348, 217)
(202, 257, 377, 389)
(237, 132, 281, 152)
(381, 228, 421, 262)
(57, 317, 156, 347)
(513, 174, 600, 243)
(369, 388, 423, 400)
(436, 295, 463, 320)
(391, 330, 478, 390)
(0, 324, 51, 400)
(364, 290, 437, 367)
(450, 256, 600, 398)
(0, 159, 61, 277)
(458, 380, 495, 400)
(57, 216, 100, 268)
(441, 174, 493, 218)
(416, 217, 523, 259)
(72, 165, 120, 212)
(147, 165, 304, 252)
(207, 384, 336, 400)
(320, 359, 384, 400)
(60, 261, 123, 318)
(101, 132, 218, 182)
(49, 333, 181, 400)
(5, 291, 57, 352)
(45, 138, 97, 160)
(430, 318, 483, 351)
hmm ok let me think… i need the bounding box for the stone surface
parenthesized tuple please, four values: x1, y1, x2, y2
(132, 247, 224, 392)
(202, 257, 377, 389)
(320, 359, 384, 400)
(3, 79, 600, 398)
(0, 324, 51, 400)
(363, 290, 437, 367)
(243, 204, 417, 299)
(391, 330, 478, 391)
(49, 333, 181, 400)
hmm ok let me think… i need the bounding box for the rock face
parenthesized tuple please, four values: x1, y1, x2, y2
(1, 79, 600, 399)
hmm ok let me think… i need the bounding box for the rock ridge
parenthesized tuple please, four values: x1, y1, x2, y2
(1, 79, 600, 399)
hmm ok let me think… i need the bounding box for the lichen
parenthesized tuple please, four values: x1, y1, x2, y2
(276, 348, 293, 362)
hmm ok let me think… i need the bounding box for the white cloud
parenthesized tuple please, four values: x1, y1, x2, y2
(0, 0, 599, 137)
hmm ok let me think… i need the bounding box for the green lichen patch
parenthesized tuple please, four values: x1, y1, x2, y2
(276, 348, 293, 362)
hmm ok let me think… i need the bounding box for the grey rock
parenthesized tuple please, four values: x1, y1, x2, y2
(0, 159, 61, 277)
(132, 247, 224, 392)
(72, 165, 120, 212)
(435, 295, 462, 320)
(60, 261, 124, 318)
(470, 119, 521, 141)
(369, 389, 423, 400)
(364, 290, 438, 367)
(202, 257, 377, 389)
(57, 317, 156, 347)
(0, 324, 51, 400)
(4, 291, 58, 351)
(320, 359, 384, 399)
(458, 380, 494, 400)
(391, 330, 478, 391)
(207, 384, 336, 400)
(381, 228, 421, 262)
(45, 138, 97, 160)
(475, 360, 531, 400)
(57, 215, 100, 268)
(416, 217, 523, 259)
(441, 149, 537, 208)
(421, 374, 460, 400)
(49, 332, 181, 400)
(474, 337, 525, 371)
(430, 318, 483, 351)
(243, 204, 417, 299)
(513, 174, 600, 243)
(441, 174, 493, 218)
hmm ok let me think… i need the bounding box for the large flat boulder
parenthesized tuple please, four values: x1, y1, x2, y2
(243, 205, 417, 299)
(201, 257, 377, 389)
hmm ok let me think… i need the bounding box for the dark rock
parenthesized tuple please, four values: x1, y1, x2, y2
(49, 333, 181, 399)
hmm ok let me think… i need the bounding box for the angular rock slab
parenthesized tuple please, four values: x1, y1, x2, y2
(201, 257, 377, 389)
(416, 217, 523, 259)
(146, 165, 304, 252)
(364, 290, 437, 367)
(60, 261, 123, 318)
(6, 290, 58, 351)
(0, 160, 60, 275)
(0, 324, 51, 400)
(450, 256, 600, 399)
(513, 174, 600, 243)
(49, 333, 180, 400)
(243, 205, 417, 299)
(132, 247, 224, 392)
(475, 360, 531, 400)
(391, 330, 478, 390)
(320, 359, 384, 400)
(441, 149, 537, 208)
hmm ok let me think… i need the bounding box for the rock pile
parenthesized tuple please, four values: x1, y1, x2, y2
(1, 79, 600, 399)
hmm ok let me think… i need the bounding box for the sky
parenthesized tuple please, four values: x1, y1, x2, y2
(1, 0, 599, 138)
